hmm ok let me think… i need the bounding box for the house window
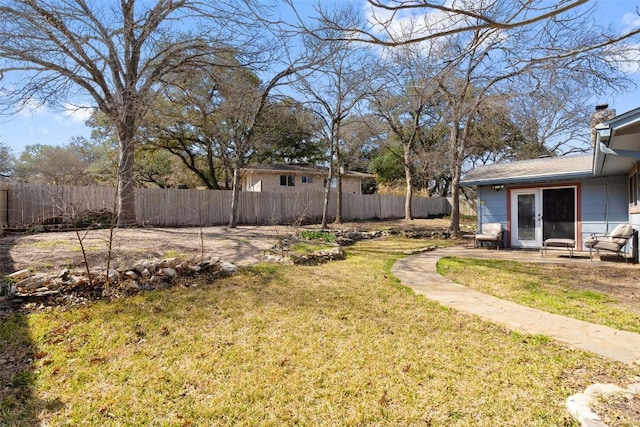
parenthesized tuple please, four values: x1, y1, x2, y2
(630, 164, 639, 211)
(323, 177, 337, 189)
(280, 175, 295, 186)
(301, 176, 313, 183)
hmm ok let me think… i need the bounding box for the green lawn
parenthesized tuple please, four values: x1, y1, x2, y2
(2, 237, 638, 426)
(437, 257, 640, 334)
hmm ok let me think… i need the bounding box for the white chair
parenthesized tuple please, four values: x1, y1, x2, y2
(474, 223, 503, 249)
(584, 224, 634, 263)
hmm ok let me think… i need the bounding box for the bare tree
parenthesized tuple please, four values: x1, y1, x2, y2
(293, 5, 377, 228)
(0, 0, 260, 226)
(281, 0, 640, 233)
(367, 48, 442, 220)
(225, 63, 320, 228)
(367, 5, 638, 232)
(287, 0, 640, 50)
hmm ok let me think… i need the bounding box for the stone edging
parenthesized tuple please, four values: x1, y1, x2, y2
(567, 382, 640, 427)
(0, 255, 238, 309)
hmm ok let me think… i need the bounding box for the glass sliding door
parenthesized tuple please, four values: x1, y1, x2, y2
(510, 186, 577, 248)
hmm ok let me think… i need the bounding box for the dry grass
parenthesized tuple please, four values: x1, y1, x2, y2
(2, 236, 639, 426)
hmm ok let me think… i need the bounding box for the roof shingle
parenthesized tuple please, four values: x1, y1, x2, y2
(460, 155, 593, 186)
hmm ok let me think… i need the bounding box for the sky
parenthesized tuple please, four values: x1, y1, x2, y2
(1, 0, 640, 157)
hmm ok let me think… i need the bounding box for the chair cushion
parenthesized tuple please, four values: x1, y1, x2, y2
(481, 223, 502, 235)
(610, 224, 633, 245)
(476, 234, 500, 241)
(591, 240, 623, 252)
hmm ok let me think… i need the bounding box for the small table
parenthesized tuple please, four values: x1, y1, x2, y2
(542, 238, 575, 258)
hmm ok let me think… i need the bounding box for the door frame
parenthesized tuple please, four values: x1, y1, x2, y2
(506, 183, 581, 249)
(510, 189, 542, 248)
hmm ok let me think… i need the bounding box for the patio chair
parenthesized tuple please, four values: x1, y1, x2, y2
(584, 223, 634, 263)
(474, 223, 503, 249)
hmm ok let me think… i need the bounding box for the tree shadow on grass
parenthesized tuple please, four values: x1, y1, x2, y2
(1, 232, 64, 426)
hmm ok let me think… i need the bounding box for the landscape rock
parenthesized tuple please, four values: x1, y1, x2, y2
(162, 268, 178, 278)
(160, 258, 178, 268)
(219, 262, 238, 275)
(567, 382, 640, 427)
(125, 271, 139, 280)
(17, 276, 46, 291)
(296, 247, 345, 265)
(8, 269, 32, 280)
(57, 269, 71, 280)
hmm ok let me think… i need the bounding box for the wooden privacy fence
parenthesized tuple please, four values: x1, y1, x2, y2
(2, 182, 473, 228)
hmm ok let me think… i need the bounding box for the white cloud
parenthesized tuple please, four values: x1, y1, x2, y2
(622, 12, 640, 31)
(362, 0, 505, 55)
(63, 103, 94, 124)
(608, 41, 640, 74)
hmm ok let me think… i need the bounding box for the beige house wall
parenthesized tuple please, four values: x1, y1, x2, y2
(242, 171, 364, 194)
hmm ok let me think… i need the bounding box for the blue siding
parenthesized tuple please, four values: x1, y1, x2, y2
(477, 187, 508, 226)
(477, 175, 632, 250)
(476, 187, 508, 247)
(580, 175, 629, 246)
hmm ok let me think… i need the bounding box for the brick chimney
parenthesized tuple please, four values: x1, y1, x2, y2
(590, 104, 616, 147)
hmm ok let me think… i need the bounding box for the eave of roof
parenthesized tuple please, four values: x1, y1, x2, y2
(593, 106, 640, 177)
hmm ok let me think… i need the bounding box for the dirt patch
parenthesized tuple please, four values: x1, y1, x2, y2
(539, 263, 640, 314)
(0, 219, 459, 276)
(0, 225, 288, 275)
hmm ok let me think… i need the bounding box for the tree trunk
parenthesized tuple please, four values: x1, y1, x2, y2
(334, 166, 342, 224)
(448, 125, 465, 233)
(116, 128, 137, 227)
(334, 144, 343, 224)
(403, 143, 413, 221)
(321, 164, 333, 229)
(228, 160, 241, 228)
(449, 161, 462, 232)
(206, 149, 221, 190)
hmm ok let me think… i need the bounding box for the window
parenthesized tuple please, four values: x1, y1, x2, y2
(301, 176, 313, 183)
(629, 164, 639, 212)
(280, 175, 294, 186)
(323, 177, 337, 189)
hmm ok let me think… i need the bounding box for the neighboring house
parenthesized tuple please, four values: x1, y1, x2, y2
(241, 164, 375, 194)
(460, 105, 640, 252)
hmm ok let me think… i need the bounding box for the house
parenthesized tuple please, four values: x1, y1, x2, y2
(460, 105, 640, 253)
(241, 164, 375, 194)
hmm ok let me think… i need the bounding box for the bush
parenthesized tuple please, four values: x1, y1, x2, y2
(297, 230, 336, 243)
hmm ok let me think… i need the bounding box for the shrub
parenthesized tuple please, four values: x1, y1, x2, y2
(297, 230, 336, 243)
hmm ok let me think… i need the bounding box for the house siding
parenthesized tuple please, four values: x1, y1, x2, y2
(243, 171, 364, 194)
(476, 175, 629, 249)
(477, 187, 508, 225)
(580, 175, 629, 245)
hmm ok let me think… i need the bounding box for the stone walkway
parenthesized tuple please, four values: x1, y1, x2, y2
(391, 246, 640, 364)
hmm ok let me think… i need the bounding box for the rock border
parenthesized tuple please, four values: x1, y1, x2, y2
(0, 255, 238, 311)
(566, 382, 640, 427)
